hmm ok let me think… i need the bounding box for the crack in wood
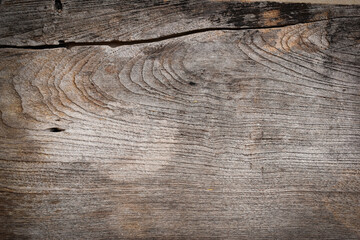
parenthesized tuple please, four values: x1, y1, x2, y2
(0, 17, 351, 50)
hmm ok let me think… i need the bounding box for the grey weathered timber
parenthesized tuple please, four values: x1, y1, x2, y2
(0, 1, 360, 240)
(0, 0, 360, 46)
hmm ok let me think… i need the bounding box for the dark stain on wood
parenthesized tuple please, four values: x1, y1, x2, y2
(54, 0, 63, 12)
(222, 2, 312, 27)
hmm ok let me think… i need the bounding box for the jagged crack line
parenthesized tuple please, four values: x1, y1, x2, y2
(0, 17, 358, 50)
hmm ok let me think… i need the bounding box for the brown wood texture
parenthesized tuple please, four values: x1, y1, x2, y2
(1, 0, 360, 46)
(0, 1, 360, 240)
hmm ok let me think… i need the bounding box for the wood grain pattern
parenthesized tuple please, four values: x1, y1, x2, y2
(225, 0, 360, 4)
(1, 0, 360, 46)
(0, 14, 359, 239)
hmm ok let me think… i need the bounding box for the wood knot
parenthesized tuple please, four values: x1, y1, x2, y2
(48, 127, 65, 132)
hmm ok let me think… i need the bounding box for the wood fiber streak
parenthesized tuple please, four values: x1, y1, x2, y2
(0, 0, 360, 46)
(0, 18, 360, 239)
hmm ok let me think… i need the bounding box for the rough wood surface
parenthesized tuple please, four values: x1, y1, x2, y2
(1, 16, 359, 239)
(1, 0, 360, 46)
(233, 0, 360, 4)
(1, 1, 360, 239)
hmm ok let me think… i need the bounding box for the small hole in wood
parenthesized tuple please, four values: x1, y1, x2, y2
(58, 40, 65, 45)
(48, 127, 65, 132)
(54, 0, 63, 11)
(189, 81, 196, 86)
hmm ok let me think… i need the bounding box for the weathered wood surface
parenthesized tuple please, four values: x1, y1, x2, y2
(1, 0, 360, 46)
(1, 1, 360, 240)
(232, 0, 360, 4)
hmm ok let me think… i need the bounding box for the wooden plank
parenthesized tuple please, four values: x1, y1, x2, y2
(0, 0, 360, 46)
(0, 16, 359, 239)
(228, 0, 360, 4)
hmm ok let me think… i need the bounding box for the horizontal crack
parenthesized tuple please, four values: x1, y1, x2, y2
(0, 17, 351, 50)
